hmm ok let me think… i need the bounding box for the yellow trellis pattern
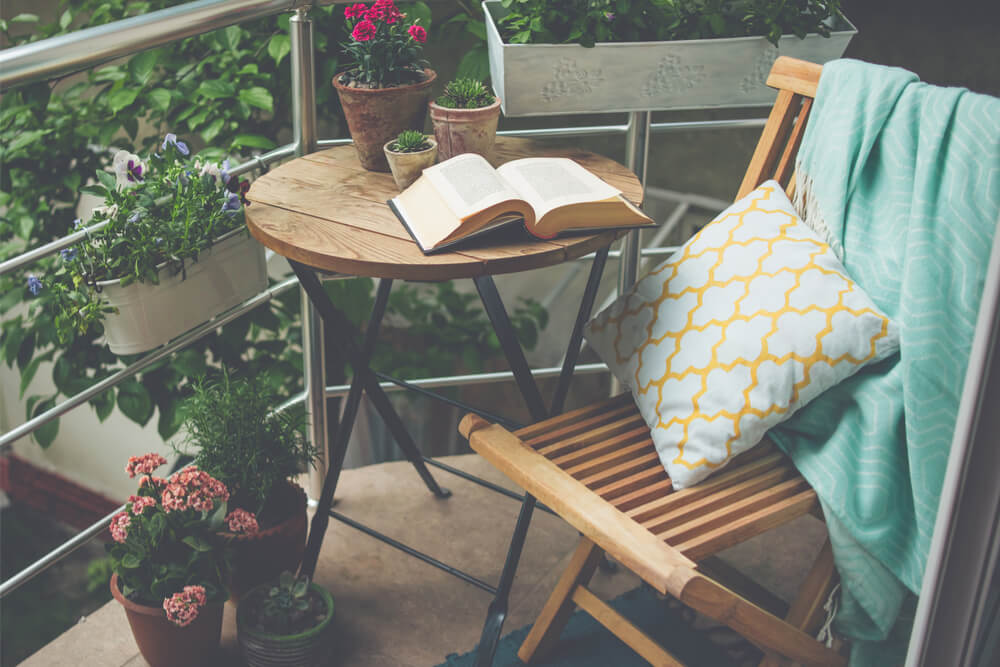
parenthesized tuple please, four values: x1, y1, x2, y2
(586, 183, 897, 488)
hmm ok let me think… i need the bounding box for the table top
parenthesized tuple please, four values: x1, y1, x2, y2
(245, 137, 644, 281)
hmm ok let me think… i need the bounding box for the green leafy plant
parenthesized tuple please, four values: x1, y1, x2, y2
(339, 0, 430, 87)
(177, 368, 316, 522)
(253, 571, 327, 634)
(495, 0, 843, 47)
(389, 129, 433, 152)
(435, 77, 495, 108)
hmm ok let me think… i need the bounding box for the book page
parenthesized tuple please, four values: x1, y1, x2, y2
(497, 158, 620, 219)
(423, 153, 521, 221)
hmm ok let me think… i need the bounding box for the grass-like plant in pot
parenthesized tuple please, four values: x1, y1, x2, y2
(384, 129, 438, 190)
(333, 0, 436, 171)
(237, 571, 334, 667)
(429, 77, 502, 163)
(177, 369, 317, 600)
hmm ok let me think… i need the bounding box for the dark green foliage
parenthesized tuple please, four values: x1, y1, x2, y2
(178, 369, 316, 520)
(251, 571, 327, 634)
(389, 129, 433, 152)
(435, 78, 496, 108)
(496, 0, 844, 47)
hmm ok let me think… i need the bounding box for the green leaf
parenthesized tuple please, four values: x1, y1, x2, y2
(407, 2, 433, 30)
(232, 134, 276, 150)
(157, 397, 182, 440)
(196, 79, 235, 100)
(5, 129, 51, 155)
(128, 50, 159, 85)
(121, 553, 141, 568)
(117, 379, 154, 426)
(147, 88, 171, 112)
(59, 9, 72, 30)
(97, 169, 117, 192)
(31, 397, 59, 448)
(200, 117, 225, 143)
(456, 46, 490, 82)
(267, 35, 290, 66)
(10, 13, 40, 24)
(107, 88, 139, 114)
(91, 390, 115, 422)
(219, 25, 242, 51)
(19, 355, 46, 398)
(182, 535, 214, 552)
(238, 87, 273, 113)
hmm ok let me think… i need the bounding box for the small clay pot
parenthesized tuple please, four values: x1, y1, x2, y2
(428, 96, 502, 163)
(237, 582, 335, 667)
(333, 69, 437, 172)
(228, 481, 308, 602)
(110, 574, 224, 667)
(384, 137, 438, 191)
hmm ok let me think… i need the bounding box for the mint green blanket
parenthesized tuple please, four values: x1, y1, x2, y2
(770, 59, 1000, 664)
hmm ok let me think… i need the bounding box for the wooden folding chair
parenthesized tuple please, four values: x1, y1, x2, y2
(461, 57, 846, 666)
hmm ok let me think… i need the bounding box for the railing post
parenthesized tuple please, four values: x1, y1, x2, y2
(289, 7, 327, 500)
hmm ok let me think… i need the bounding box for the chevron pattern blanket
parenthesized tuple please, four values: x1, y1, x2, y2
(769, 59, 1000, 665)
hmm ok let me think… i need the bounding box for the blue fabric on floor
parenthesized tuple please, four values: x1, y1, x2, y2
(436, 587, 745, 667)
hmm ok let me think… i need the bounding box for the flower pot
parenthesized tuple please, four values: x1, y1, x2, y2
(333, 68, 437, 172)
(97, 228, 266, 355)
(429, 97, 502, 163)
(483, 1, 856, 116)
(110, 574, 224, 667)
(383, 137, 438, 191)
(237, 582, 335, 667)
(228, 481, 308, 602)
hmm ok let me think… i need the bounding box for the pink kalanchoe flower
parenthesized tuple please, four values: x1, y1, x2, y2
(163, 586, 207, 627)
(128, 495, 157, 516)
(160, 467, 230, 513)
(110, 511, 131, 543)
(407, 24, 427, 43)
(225, 508, 260, 535)
(352, 19, 377, 41)
(344, 2, 367, 19)
(139, 475, 166, 490)
(125, 453, 167, 478)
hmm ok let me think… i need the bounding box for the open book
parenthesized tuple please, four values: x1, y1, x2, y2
(388, 153, 653, 253)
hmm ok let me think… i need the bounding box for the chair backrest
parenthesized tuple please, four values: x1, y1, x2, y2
(736, 57, 823, 201)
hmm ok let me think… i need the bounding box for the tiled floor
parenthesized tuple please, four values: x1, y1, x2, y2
(22, 454, 826, 666)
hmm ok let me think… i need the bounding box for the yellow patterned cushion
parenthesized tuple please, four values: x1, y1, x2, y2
(585, 182, 899, 489)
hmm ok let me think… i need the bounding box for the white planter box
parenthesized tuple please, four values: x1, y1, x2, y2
(484, 1, 856, 117)
(97, 229, 267, 355)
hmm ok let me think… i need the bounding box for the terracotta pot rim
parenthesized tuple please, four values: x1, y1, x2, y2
(428, 96, 502, 119)
(228, 481, 306, 544)
(383, 136, 438, 156)
(332, 68, 436, 95)
(237, 582, 335, 643)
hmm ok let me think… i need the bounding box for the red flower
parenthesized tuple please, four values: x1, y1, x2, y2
(344, 3, 367, 19)
(364, 6, 385, 21)
(407, 24, 427, 43)
(352, 19, 377, 42)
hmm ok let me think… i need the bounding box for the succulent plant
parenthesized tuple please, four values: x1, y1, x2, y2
(259, 571, 313, 632)
(435, 78, 496, 109)
(389, 129, 432, 153)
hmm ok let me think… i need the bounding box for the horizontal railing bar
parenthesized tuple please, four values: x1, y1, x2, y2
(0, 0, 312, 89)
(646, 185, 731, 212)
(0, 142, 295, 277)
(0, 276, 298, 453)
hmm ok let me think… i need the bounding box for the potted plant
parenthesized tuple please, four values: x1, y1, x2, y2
(237, 571, 335, 667)
(333, 0, 436, 172)
(482, 0, 856, 116)
(428, 77, 502, 163)
(177, 369, 317, 600)
(383, 129, 438, 190)
(107, 453, 259, 667)
(26, 133, 266, 355)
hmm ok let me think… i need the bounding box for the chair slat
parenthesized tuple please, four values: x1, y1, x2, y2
(595, 466, 671, 501)
(551, 426, 651, 469)
(515, 393, 631, 441)
(525, 400, 639, 449)
(580, 451, 662, 488)
(563, 439, 658, 479)
(737, 89, 800, 199)
(774, 96, 813, 187)
(536, 414, 648, 458)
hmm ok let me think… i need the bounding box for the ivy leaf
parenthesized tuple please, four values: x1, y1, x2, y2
(107, 88, 139, 114)
(128, 50, 160, 85)
(267, 35, 290, 66)
(238, 87, 273, 113)
(147, 88, 171, 112)
(232, 134, 276, 150)
(117, 379, 154, 425)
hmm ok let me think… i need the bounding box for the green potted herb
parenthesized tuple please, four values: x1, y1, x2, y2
(176, 369, 317, 600)
(383, 129, 438, 190)
(237, 571, 334, 667)
(428, 77, 502, 163)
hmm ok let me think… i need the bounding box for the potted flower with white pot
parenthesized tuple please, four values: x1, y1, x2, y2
(384, 129, 438, 190)
(107, 453, 258, 667)
(28, 133, 265, 355)
(428, 77, 502, 163)
(237, 571, 335, 667)
(176, 369, 317, 601)
(483, 0, 856, 116)
(334, 0, 436, 171)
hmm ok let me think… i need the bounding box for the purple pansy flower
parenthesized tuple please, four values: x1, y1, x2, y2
(161, 133, 190, 157)
(221, 192, 242, 213)
(60, 247, 78, 261)
(27, 275, 42, 295)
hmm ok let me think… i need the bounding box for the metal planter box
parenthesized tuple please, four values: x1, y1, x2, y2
(484, 1, 856, 117)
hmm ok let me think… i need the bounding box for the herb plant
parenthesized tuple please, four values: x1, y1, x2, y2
(178, 369, 315, 523)
(389, 129, 433, 153)
(340, 0, 430, 87)
(435, 78, 496, 109)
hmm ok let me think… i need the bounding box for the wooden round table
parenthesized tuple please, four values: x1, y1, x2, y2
(245, 136, 644, 281)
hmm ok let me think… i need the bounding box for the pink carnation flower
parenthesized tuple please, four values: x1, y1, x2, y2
(125, 453, 167, 478)
(352, 19, 377, 41)
(344, 2, 367, 19)
(225, 508, 260, 535)
(163, 585, 207, 627)
(110, 511, 131, 543)
(407, 24, 427, 43)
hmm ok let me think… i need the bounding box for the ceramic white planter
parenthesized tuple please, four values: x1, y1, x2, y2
(97, 229, 267, 355)
(483, 1, 856, 117)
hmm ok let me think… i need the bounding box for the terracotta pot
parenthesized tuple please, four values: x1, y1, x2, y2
(237, 582, 335, 667)
(110, 574, 224, 667)
(428, 96, 502, 163)
(333, 69, 437, 172)
(228, 481, 308, 602)
(384, 137, 438, 191)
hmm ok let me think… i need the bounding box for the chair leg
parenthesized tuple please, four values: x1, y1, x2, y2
(518, 537, 605, 663)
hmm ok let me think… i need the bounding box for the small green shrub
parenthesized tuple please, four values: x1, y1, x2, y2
(435, 78, 495, 109)
(389, 129, 432, 153)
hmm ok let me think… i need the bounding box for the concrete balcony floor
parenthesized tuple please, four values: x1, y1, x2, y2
(22, 454, 826, 667)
